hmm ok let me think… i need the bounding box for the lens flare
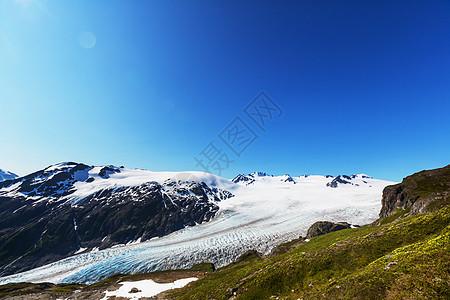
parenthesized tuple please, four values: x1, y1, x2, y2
(78, 31, 96, 49)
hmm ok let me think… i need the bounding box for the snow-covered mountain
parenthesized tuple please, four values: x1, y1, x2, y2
(326, 174, 374, 188)
(0, 169, 18, 182)
(0, 162, 233, 277)
(0, 166, 396, 285)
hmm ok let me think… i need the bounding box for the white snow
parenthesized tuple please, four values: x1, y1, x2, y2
(66, 168, 236, 204)
(0, 171, 396, 285)
(101, 277, 198, 299)
(74, 248, 87, 254)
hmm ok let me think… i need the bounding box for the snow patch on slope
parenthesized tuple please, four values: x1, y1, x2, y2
(101, 277, 198, 300)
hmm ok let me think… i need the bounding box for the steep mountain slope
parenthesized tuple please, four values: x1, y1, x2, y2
(0, 170, 18, 182)
(0, 170, 394, 285)
(0, 163, 233, 277)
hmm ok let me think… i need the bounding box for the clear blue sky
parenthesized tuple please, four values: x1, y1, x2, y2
(0, 0, 449, 181)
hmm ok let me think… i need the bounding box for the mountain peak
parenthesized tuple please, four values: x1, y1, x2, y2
(0, 169, 18, 182)
(326, 174, 374, 188)
(232, 174, 255, 185)
(281, 174, 296, 183)
(44, 162, 89, 171)
(231, 172, 273, 185)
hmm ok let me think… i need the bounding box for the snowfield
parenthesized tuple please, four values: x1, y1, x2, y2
(100, 277, 198, 300)
(0, 170, 396, 285)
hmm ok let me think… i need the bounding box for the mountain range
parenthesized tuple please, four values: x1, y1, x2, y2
(0, 162, 395, 285)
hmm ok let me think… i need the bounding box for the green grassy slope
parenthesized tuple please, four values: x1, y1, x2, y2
(168, 205, 450, 299)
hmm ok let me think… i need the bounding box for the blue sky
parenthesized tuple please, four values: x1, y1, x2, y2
(0, 0, 449, 181)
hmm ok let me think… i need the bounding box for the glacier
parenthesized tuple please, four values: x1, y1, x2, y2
(0, 171, 396, 285)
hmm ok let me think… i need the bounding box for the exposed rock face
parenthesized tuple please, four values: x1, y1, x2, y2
(325, 174, 375, 188)
(326, 175, 354, 188)
(231, 172, 273, 185)
(306, 221, 351, 238)
(282, 174, 296, 183)
(231, 174, 255, 185)
(98, 165, 121, 179)
(0, 163, 233, 277)
(379, 165, 450, 218)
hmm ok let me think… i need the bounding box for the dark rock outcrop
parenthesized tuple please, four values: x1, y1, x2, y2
(379, 165, 450, 218)
(232, 174, 255, 185)
(326, 175, 353, 188)
(306, 221, 351, 238)
(282, 174, 296, 183)
(98, 165, 121, 179)
(231, 172, 273, 185)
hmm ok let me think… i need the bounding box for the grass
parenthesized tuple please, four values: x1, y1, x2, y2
(189, 262, 215, 272)
(0, 282, 83, 298)
(378, 207, 411, 225)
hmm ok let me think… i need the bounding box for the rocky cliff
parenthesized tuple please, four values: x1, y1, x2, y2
(379, 165, 449, 217)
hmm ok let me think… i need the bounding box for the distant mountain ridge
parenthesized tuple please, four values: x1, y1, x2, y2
(232, 172, 374, 188)
(0, 169, 18, 182)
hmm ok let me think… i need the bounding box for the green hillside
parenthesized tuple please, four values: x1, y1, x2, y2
(167, 166, 450, 299)
(166, 205, 449, 299)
